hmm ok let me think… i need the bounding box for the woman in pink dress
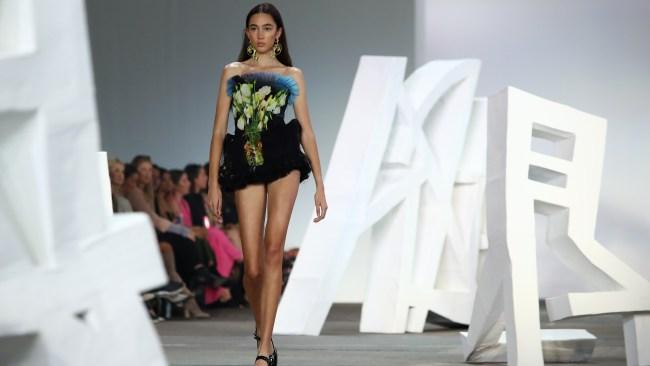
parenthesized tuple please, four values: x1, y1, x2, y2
(169, 169, 243, 306)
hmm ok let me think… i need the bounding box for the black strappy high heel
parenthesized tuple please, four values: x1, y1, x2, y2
(253, 328, 260, 349)
(271, 338, 278, 366)
(254, 330, 278, 366)
(255, 353, 275, 365)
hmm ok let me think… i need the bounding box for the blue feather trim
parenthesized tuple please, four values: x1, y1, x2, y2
(275, 74, 300, 105)
(226, 76, 237, 97)
(226, 72, 300, 105)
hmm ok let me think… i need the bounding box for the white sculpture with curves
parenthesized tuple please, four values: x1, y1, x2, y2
(0, 1, 168, 365)
(276, 56, 487, 335)
(276, 55, 650, 366)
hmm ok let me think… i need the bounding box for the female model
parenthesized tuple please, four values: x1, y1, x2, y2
(206, 3, 328, 366)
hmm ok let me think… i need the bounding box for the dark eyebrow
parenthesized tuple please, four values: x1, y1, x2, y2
(249, 23, 274, 27)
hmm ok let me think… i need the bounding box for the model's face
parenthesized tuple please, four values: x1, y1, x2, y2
(109, 163, 125, 186)
(196, 167, 208, 190)
(136, 161, 153, 185)
(159, 171, 173, 193)
(246, 13, 282, 54)
(177, 173, 191, 195)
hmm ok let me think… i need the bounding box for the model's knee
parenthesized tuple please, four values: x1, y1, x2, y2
(264, 244, 284, 266)
(245, 265, 262, 281)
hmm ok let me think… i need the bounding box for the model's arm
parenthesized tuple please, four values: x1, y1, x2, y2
(207, 64, 236, 217)
(291, 67, 328, 222)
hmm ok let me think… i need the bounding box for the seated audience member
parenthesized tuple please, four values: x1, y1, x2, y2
(152, 163, 162, 193)
(126, 155, 193, 239)
(172, 168, 245, 306)
(183, 164, 233, 264)
(184, 163, 213, 227)
(158, 240, 209, 319)
(155, 167, 176, 220)
(161, 169, 216, 271)
(108, 158, 133, 213)
(107, 156, 208, 318)
(125, 155, 225, 292)
(123, 163, 139, 194)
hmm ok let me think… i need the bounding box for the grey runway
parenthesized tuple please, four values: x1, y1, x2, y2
(158, 304, 626, 366)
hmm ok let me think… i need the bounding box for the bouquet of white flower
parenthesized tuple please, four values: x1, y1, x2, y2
(231, 80, 289, 167)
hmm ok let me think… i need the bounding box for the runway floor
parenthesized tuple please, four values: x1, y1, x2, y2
(157, 304, 627, 366)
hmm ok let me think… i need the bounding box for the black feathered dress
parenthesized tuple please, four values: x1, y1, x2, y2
(218, 71, 312, 192)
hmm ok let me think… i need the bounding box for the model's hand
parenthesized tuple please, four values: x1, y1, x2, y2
(313, 185, 328, 222)
(207, 186, 222, 220)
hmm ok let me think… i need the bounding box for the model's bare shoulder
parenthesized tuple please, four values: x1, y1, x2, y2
(287, 66, 303, 77)
(223, 61, 248, 79)
(225, 61, 245, 69)
(287, 66, 304, 85)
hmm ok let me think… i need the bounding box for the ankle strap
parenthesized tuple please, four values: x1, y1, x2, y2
(255, 354, 273, 364)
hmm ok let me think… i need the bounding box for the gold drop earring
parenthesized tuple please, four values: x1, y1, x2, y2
(272, 38, 282, 58)
(247, 41, 259, 62)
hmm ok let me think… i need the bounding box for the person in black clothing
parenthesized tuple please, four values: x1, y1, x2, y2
(184, 163, 210, 227)
(185, 163, 246, 304)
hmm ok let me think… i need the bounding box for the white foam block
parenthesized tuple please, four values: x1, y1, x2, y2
(0, 1, 168, 364)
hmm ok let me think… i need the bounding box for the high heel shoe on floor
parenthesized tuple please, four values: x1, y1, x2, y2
(253, 333, 277, 366)
(254, 353, 275, 366)
(271, 338, 278, 366)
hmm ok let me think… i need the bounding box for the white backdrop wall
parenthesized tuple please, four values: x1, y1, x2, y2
(415, 0, 650, 297)
(86, 0, 414, 249)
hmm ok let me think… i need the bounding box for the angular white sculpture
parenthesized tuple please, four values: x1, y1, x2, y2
(0, 0, 36, 59)
(460, 329, 596, 363)
(0, 1, 168, 365)
(275, 56, 407, 335)
(362, 61, 484, 333)
(462, 87, 650, 366)
(275, 56, 488, 335)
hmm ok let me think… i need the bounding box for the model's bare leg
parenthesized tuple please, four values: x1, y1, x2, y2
(257, 170, 300, 362)
(234, 183, 267, 344)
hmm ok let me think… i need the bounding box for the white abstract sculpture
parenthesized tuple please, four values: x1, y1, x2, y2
(0, 1, 168, 365)
(276, 56, 488, 335)
(462, 87, 650, 366)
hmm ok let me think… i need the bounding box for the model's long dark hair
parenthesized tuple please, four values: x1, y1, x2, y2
(237, 3, 293, 67)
